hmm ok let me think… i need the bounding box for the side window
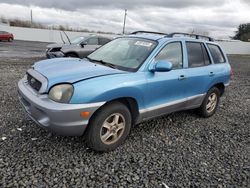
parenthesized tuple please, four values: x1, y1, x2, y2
(86, 37, 98, 45)
(207, 44, 226, 63)
(155, 42, 183, 69)
(186, 42, 210, 68)
(99, 37, 111, 45)
(201, 44, 211, 65)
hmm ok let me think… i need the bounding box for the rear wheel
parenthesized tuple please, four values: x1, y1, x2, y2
(198, 87, 220, 117)
(86, 102, 132, 151)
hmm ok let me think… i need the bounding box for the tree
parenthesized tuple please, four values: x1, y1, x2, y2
(233, 23, 250, 42)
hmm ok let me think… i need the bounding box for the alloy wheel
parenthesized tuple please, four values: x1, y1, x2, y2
(206, 93, 218, 113)
(100, 113, 126, 145)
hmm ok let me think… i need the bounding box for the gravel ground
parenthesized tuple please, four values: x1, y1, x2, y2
(0, 41, 249, 187)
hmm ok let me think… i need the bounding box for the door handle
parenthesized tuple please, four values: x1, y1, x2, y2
(178, 75, 186, 80)
(209, 72, 214, 77)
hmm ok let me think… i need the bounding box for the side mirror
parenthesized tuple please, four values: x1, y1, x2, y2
(149, 60, 173, 72)
(80, 41, 87, 48)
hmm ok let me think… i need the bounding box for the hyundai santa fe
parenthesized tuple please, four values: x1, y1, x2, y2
(18, 31, 232, 151)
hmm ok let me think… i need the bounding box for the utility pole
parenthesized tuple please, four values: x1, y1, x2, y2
(122, 9, 127, 34)
(30, 9, 33, 26)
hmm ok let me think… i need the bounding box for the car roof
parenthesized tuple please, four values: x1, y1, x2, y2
(126, 31, 216, 43)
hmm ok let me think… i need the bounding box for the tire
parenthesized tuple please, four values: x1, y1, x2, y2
(198, 87, 220, 118)
(86, 102, 132, 151)
(66, 53, 78, 58)
(8, 38, 13, 42)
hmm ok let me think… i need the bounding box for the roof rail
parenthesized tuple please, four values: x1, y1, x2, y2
(131, 31, 168, 36)
(167, 32, 214, 41)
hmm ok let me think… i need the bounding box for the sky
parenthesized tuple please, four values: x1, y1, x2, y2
(0, 0, 250, 39)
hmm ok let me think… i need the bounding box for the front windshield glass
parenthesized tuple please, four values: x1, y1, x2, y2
(87, 37, 157, 71)
(71, 36, 85, 44)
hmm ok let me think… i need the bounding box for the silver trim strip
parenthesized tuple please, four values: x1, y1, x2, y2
(27, 69, 48, 94)
(139, 93, 206, 114)
(224, 83, 230, 87)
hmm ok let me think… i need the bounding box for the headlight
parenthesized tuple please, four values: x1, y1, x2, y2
(48, 84, 73, 103)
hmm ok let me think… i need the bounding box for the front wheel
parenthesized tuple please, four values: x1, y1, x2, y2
(8, 38, 13, 42)
(198, 87, 220, 117)
(86, 102, 132, 151)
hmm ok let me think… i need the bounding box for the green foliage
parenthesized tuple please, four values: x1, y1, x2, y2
(234, 23, 250, 42)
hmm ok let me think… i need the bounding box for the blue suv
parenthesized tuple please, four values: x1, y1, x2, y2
(18, 31, 232, 151)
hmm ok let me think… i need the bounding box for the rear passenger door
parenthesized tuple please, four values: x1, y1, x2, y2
(184, 41, 214, 97)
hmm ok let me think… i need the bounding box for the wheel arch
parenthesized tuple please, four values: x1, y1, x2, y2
(212, 83, 225, 96)
(89, 97, 140, 126)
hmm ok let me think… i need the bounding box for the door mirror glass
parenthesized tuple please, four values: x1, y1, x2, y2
(149, 60, 173, 72)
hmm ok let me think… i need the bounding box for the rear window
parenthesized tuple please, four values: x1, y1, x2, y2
(186, 42, 211, 68)
(207, 44, 226, 63)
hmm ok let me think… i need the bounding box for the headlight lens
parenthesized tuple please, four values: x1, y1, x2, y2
(49, 84, 73, 103)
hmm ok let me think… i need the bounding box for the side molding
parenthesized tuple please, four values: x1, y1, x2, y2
(138, 93, 206, 121)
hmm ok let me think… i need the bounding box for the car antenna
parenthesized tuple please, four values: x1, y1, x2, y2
(63, 31, 71, 44)
(60, 31, 66, 44)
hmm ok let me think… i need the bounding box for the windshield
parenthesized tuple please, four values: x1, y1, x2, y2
(71, 36, 85, 44)
(87, 37, 157, 71)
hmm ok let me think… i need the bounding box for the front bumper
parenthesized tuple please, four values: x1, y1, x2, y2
(18, 78, 105, 136)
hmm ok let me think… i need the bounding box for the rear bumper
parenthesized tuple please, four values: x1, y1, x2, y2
(18, 78, 104, 136)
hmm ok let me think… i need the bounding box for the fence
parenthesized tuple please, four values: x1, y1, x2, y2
(0, 24, 114, 43)
(1, 24, 250, 55)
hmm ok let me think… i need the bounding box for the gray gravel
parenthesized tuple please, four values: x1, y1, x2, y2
(0, 41, 250, 187)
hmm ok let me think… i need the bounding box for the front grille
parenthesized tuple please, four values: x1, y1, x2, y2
(27, 73, 42, 92)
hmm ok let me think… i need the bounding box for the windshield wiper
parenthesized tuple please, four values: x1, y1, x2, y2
(86, 57, 117, 69)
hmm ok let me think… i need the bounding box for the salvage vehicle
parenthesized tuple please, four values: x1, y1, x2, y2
(18, 31, 232, 151)
(46, 35, 111, 58)
(0, 31, 14, 42)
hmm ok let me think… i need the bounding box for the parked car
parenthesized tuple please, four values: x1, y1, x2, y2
(46, 35, 111, 58)
(18, 31, 232, 151)
(0, 31, 14, 42)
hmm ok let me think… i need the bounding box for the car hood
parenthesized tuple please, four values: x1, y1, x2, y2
(33, 58, 125, 90)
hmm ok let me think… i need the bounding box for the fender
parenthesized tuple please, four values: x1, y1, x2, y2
(70, 72, 147, 110)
